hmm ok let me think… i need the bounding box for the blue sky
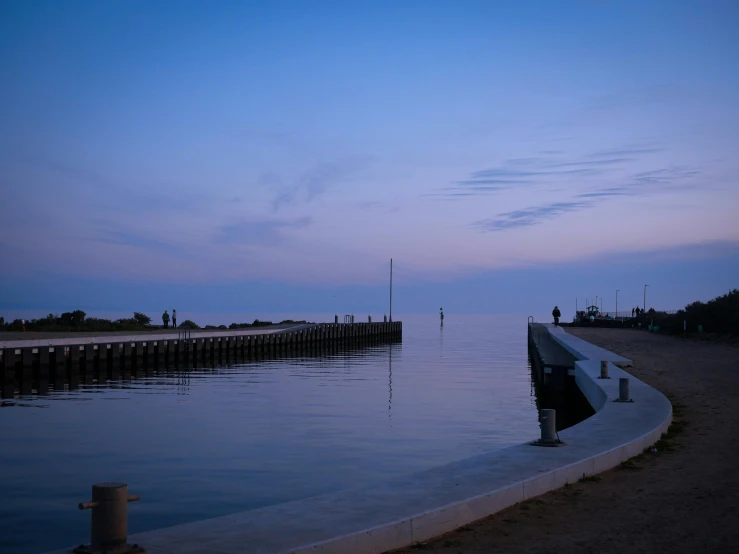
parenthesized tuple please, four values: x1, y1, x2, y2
(1, 0, 737, 320)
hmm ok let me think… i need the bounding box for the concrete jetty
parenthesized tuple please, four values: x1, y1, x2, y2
(0, 321, 403, 397)
(43, 320, 671, 554)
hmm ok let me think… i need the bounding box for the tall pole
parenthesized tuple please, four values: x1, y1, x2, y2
(389, 258, 393, 322)
(644, 284, 649, 312)
(616, 289, 619, 319)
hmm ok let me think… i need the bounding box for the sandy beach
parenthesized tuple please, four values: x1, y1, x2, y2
(389, 327, 739, 554)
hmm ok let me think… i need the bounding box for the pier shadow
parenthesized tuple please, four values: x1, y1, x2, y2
(527, 350, 595, 432)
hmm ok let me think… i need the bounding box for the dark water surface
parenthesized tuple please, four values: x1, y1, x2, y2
(0, 315, 539, 554)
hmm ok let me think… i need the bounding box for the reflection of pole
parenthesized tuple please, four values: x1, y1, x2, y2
(388, 343, 393, 418)
(389, 258, 393, 323)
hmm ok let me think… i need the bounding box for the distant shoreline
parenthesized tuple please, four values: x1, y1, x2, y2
(0, 322, 311, 342)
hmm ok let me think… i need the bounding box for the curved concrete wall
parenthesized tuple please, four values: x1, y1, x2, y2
(44, 325, 671, 554)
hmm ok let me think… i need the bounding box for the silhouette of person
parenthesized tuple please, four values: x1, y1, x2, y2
(162, 310, 170, 329)
(552, 306, 561, 326)
(172, 309, 177, 328)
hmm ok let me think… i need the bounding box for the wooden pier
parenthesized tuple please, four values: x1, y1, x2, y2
(0, 321, 402, 398)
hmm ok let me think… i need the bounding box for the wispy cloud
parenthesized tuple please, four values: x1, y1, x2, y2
(89, 228, 186, 255)
(576, 187, 630, 199)
(472, 162, 704, 232)
(580, 165, 702, 199)
(630, 166, 701, 189)
(356, 200, 401, 213)
(271, 156, 372, 211)
(214, 216, 312, 246)
(18, 157, 210, 215)
(588, 145, 664, 158)
(587, 84, 678, 111)
(474, 201, 592, 232)
(429, 153, 637, 199)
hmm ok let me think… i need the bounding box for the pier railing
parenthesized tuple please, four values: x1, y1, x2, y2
(580, 310, 679, 321)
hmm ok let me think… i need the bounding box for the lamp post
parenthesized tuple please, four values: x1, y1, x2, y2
(616, 289, 619, 320)
(644, 284, 649, 313)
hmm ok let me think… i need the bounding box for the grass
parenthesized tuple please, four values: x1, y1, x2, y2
(579, 474, 602, 483)
(619, 459, 643, 471)
(653, 420, 686, 451)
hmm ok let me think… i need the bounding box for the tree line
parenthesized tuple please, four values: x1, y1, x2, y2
(0, 312, 309, 332)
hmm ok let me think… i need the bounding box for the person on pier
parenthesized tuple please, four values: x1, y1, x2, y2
(162, 310, 170, 329)
(552, 306, 561, 326)
(172, 309, 177, 328)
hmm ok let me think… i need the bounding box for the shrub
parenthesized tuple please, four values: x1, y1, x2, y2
(132, 312, 151, 326)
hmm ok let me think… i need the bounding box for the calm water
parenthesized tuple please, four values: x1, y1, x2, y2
(0, 315, 539, 554)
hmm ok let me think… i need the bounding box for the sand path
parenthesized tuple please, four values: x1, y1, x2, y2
(389, 328, 739, 554)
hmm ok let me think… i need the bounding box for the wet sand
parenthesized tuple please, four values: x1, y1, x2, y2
(389, 328, 739, 554)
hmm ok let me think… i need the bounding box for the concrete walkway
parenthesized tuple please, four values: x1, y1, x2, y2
(550, 324, 632, 366)
(44, 324, 671, 554)
(0, 324, 315, 350)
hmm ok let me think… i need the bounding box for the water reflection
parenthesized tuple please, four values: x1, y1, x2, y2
(0, 315, 539, 554)
(388, 343, 393, 419)
(1, 339, 401, 400)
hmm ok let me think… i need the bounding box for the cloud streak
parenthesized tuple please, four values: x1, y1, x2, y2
(473, 164, 703, 232)
(430, 149, 650, 199)
(474, 201, 592, 232)
(271, 156, 372, 211)
(214, 216, 312, 246)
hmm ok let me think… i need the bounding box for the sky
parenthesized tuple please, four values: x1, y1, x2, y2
(1, 0, 738, 321)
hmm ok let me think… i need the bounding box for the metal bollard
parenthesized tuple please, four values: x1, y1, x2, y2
(618, 377, 631, 402)
(531, 409, 562, 446)
(599, 360, 609, 379)
(74, 482, 143, 553)
(540, 409, 556, 442)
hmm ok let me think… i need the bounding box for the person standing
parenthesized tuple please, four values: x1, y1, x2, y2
(162, 310, 170, 329)
(172, 309, 177, 329)
(552, 306, 561, 326)
(632, 307, 635, 317)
